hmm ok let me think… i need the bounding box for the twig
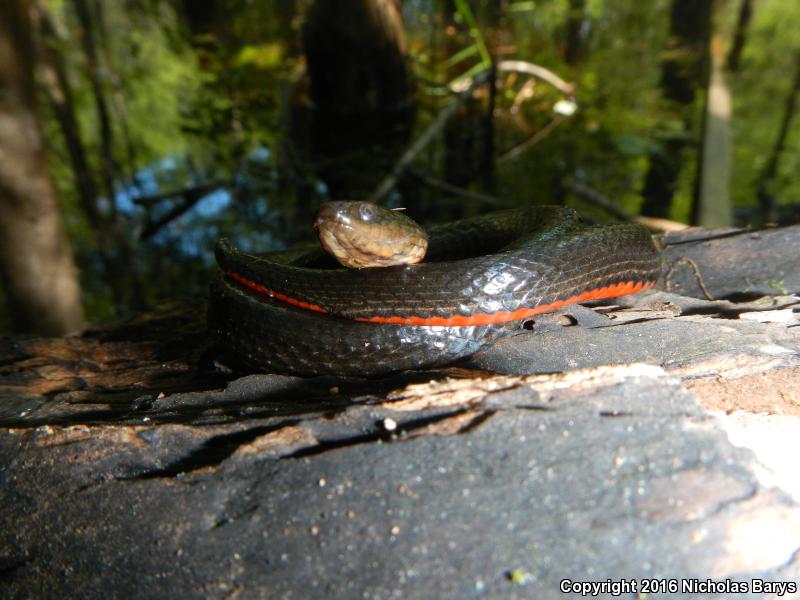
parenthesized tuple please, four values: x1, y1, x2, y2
(510, 78, 536, 117)
(497, 60, 575, 96)
(366, 60, 575, 202)
(450, 60, 575, 98)
(139, 182, 226, 240)
(498, 114, 565, 161)
(365, 69, 492, 205)
(635, 215, 690, 233)
(488, 60, 576, 161)
(562, 178, 631, 221)
(563, 178, 688, 232)
(664, 257, 715, 301)
(406, 170, 510, 208)
(133, 181, 226, 208)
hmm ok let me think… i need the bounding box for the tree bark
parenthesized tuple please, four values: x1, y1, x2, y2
(640, 0, 712, 219)
(0, 0, 84, 335)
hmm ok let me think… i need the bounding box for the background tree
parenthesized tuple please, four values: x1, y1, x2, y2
(640, 0, 712, 220)
(562, 0, 587, 65)
(726, 0, 753, 72)
(35, 0, 144, 310)
(692, 2, 732, 228)
(300, 0, 415, 199)
(754, 51, 800, 223)
(0, 0, 84, 335)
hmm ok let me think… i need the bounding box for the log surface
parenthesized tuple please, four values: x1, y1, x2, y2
(1, 225, 800, 597)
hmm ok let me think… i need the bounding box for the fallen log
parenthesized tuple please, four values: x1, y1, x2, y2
(1, 225, 799, 597)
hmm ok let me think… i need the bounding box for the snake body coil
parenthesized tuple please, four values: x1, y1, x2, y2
(209, 206, 660, 376)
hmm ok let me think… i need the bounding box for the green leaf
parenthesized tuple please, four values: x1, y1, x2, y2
(441, 44, 481, 69)
(233, 43, 284, 69)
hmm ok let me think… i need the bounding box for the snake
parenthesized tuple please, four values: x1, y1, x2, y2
(208, 202, 661, 376)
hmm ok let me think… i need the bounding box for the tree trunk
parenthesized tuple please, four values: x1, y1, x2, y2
(726, 0, 753, 72)
(73, 0, 118, 218)
(563, 0, 586, 65)
(303, 0, 412, 117)
(692, 32, 732, 227)
(0, 0, 84, 335)
(299, 0, 416, 199)
(71, 0, 146, 304)
(640, 0, 712, 219)
(92, 0, 140, 191)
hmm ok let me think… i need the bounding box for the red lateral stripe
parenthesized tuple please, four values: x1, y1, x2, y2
(227, 270, 655, 326)
(226, 271, 329, 314)
(353, 279, 655, 326)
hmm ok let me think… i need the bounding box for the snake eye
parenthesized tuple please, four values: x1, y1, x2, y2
(358, 203, 376, 222)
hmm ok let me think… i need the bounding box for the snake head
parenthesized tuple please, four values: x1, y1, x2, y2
(313, 201, 429, 269)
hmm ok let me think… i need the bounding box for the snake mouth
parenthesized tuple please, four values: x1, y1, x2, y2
(313, 219, 376, 269)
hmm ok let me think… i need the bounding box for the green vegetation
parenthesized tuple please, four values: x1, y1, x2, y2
(3, 0, 799, 328)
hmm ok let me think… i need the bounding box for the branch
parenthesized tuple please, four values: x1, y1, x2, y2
(563, 178, 688, 232)
(562, 178, 631, 220)
(406, 170, 510, 208)
(365, 61, 575, 203)
(497, 60, 575, 96)
(365, 69, 492, 205)
(498, 114, 566, 162)
(139, 182, 226, 240)
(133, 181, 226, 208)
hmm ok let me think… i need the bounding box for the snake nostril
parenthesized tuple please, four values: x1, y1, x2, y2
(522, 319, 535, 331)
